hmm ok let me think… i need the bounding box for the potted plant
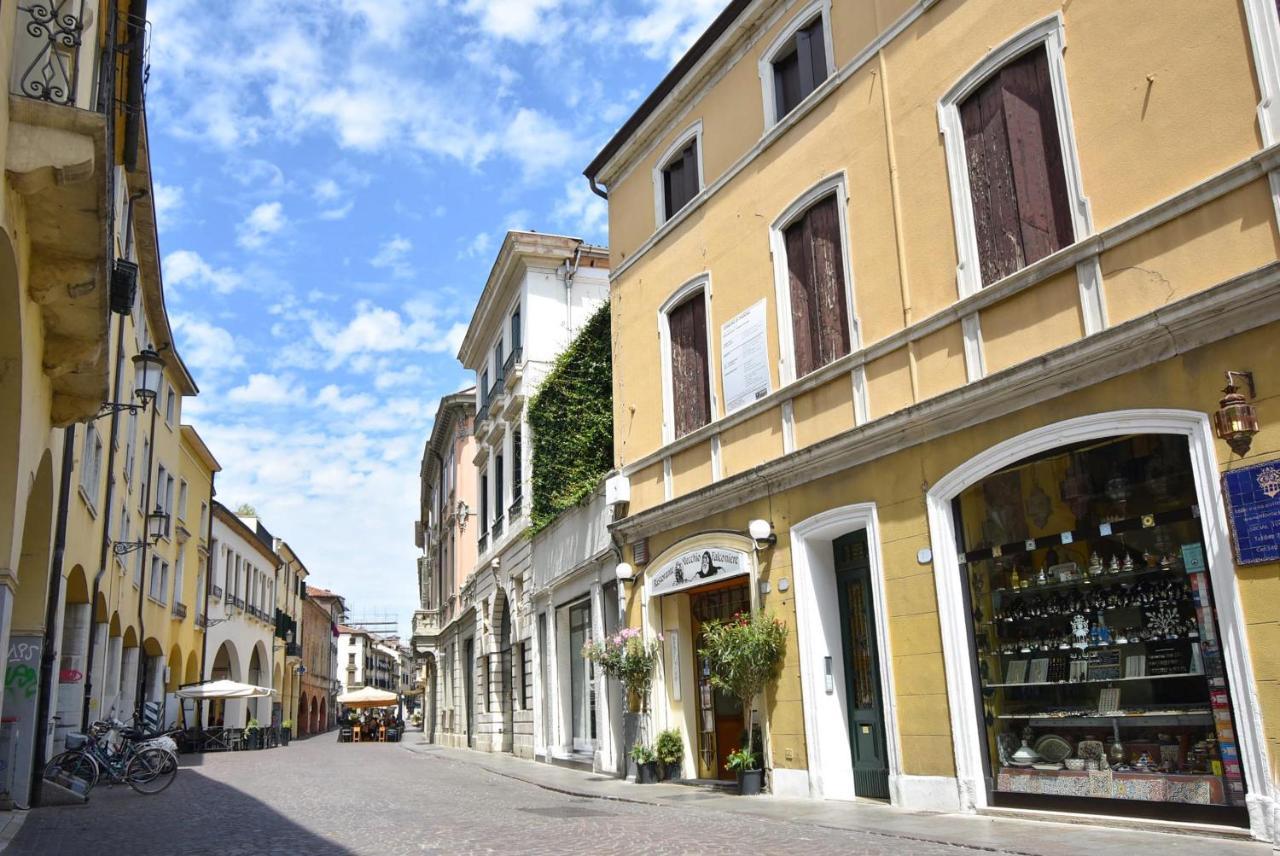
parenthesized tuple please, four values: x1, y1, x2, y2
(698, 610, 788, 795)
(656, 729, 683, 781)
(244, 718, 262, 750)
(725, 747, 763, 795)
(630, 743, 659, 784)
(280, 720, 293, 746)
(582, 628, 661, 711)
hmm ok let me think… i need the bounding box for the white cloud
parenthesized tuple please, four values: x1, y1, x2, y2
(314, 383, 377, 415)
(163, 249, 242, 294)
(501, 108, 576, 179)
(553, 178, 607, 240)
(313, 178, 341, 201)
(170, 314, 244, 374)
(237, 201, 287, 249)
(318, 201, 354, 221)
(227, 373, 303, 405)
(374, 364, 424, 390)
(153, 182, 184, 230)
(623, 0, 724, 62)
(370, 234, 413, 278)
(459, 231, 492, 260)
(461, 0, 566, 44)
(309, 299, 467, 367)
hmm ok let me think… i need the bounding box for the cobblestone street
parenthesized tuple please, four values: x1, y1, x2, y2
(5, 733, 1006, 856)
(8, 732, 1268, 856)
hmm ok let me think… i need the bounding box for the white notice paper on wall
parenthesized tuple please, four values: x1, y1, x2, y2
(720, 299, 771, 413)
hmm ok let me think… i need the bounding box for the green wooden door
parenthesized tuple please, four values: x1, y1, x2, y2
(834, 530, 890, 799)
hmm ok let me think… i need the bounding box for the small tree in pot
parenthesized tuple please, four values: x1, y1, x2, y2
(656, 729, 684, 781)
(698, 610, 788, 795)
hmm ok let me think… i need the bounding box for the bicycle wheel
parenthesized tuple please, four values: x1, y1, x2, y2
(43, 750, 100, 797)
(125, 747, 177, 794)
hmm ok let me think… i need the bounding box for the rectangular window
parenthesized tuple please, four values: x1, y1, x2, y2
(117, 505, 130, 568)
(479, 471, 489, 535)
(661, 141, 699, 221)
(510, 308, 522, 353)
(139, 438, 149, 512)
(773, 16, 828, 120)
(480, 370, 490, 404)
(784, 195, 851, 377)
(494, 341, 503, 380)
(494, 454, 505, 521)
(667, 293, 712, 438)
(164, 474, 175, 536)
(79, 424, 103, 510)
(199, 501, 208, 536)
(511, 430, 522, 500)
(173, 549, 185, 606)
(177, 480, 188, 521)
(165, 389, 176, 426)
(124, 406, 137, 487)
(959, 45, 1073, 286)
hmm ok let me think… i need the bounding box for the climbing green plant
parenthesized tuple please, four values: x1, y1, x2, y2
(527, 303, 613, 534)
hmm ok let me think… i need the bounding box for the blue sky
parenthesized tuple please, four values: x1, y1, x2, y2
(148, 0, 723, 635)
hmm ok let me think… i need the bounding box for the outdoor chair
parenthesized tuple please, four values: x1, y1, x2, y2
(339, 727, 353, 743)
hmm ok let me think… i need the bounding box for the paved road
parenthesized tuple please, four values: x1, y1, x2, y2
(9, 733, 1007, 855)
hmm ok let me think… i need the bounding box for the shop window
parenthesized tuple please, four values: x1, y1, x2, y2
(781, 194, 851, 378)
(956, 433, 1247, 824)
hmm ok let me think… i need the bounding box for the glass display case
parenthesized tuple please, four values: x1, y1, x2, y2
(954, 434, 1247, 825)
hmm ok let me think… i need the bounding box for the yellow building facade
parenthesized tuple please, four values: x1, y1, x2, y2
(588, 0, 1280, 840)
(0, 0, 217, 808)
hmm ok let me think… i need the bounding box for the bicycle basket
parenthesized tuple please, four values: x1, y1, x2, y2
(64, 732, 87, 750)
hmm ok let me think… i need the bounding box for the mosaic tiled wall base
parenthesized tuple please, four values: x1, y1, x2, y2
(997, 768, 1225, 805)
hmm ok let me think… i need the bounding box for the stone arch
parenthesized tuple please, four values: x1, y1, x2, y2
(94, 590, 108, 624)
(54, 563, 94, 742)
(247, 642, 268, 722)
(489, 587, 514, 753)
(319, 697, 326, 732)
(209, 640, 241, 728)
(184, 651, 199, 684)
(166, 645, 182, 692)
(64, 564, 90, 605)
(0, 227, 23, 573)
(122, 625, 138, 649)
(12, 450, 54, 631)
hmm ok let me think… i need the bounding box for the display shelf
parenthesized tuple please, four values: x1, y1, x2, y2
(977, 598, 1191, 629)
(982, 671, 1204, 689)
(990, 636, 1197, 656)
(958, 505, 1200, 567)
(997, 711, 1211, 727)
(984, 564, 1181, 598)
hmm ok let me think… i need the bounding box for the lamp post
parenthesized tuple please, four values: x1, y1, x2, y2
(94, 347, 165, 419)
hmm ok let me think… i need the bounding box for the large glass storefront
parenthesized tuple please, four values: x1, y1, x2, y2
(954, 433, 1248, 826)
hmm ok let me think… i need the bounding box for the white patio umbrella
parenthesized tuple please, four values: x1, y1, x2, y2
(174, 679, 276, 699)
(335, 686, 399, 708)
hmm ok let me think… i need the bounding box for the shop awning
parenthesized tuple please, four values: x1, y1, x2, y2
(336, 686, 399, 708)
(174, 680, 276, 699)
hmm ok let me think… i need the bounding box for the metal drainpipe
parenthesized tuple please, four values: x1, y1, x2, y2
(132, 391, 160, 722)
(563, 242, 583, 334)
(29, 425, 76, 807)
(195, 469, 216, 736)
(588, 176, 608, 200)
(122, 0, 149, 171)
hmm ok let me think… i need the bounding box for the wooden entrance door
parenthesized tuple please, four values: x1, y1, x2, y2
(834, 530, 890, 799)
(690, 580, 751, 780)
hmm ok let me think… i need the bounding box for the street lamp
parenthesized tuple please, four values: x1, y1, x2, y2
(112, 504, 170, 555)
(95, 347, 166, 419)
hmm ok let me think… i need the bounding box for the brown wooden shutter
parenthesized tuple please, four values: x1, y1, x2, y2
(805, 19, 827, 91)
(806, 196, 851, 366)
(785, 218, 817, 377)
(960, 46, 1073, 286)
(669, 294, 711, 438)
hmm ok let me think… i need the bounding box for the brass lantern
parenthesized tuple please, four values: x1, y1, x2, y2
(1213, 371, 1259, 456)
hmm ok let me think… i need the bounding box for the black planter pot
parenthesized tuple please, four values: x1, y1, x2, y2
(737, 769, 763, 795)
(662, 760, 682, 781)
(280, 730, 291, 747)
(636, 761, 659, 784)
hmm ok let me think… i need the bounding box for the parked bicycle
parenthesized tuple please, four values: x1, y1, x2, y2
(43, 718, 179, 799)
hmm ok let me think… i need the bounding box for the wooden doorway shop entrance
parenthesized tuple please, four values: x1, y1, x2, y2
(690, 579, 751, 781)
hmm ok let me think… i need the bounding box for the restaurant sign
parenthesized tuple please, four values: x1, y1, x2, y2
(650, 547, 750, 597)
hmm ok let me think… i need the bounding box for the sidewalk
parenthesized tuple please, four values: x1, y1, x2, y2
(402, 740, 1270, 856)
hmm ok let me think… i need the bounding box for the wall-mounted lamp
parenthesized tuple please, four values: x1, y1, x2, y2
(112, 504, 169, 555)
(1213, 371, 1259, 456)
(95, 347, 166, 419)
(748, 519, 777, 549)
(615, 562, 635, 583)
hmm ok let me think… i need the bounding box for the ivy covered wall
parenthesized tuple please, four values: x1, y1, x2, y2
(527, 303, 613, 534)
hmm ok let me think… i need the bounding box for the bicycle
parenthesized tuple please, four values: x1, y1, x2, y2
(43, 719, 178, 799)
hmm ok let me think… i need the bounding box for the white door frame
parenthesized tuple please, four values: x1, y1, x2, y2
(924, 409, 1275, 839)
(789, 503, 910, 804)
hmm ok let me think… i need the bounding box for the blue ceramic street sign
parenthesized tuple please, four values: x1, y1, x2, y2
(1222, 462, 1280, 565)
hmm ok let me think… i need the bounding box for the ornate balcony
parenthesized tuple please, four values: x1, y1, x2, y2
(210, 584, 222, 600)
(7, 0, 118, 423)
(285, 642, 302, 659)
(171, 602, 187, 619)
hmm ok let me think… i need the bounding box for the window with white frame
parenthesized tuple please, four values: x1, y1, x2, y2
(770, 179, 856, 382)
(165, 388, 176, 426)
(163, 472, 175, 536)
(653, 123, 702, 225)
(938, 15, 1090, 298)
(117, 504, 130, 568)
(138, 438, 150, 511)
(761, 1, 834, 127)
(177, 480, 188, 522)
(173, 548, 185, 607)
(79, 424, 104, 511)
(660, 281, 714, 440)
(124, 401, 137, 487)
(199, 501, 208, 537)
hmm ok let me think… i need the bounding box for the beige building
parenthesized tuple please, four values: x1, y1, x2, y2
(587, 0, 1280, 840)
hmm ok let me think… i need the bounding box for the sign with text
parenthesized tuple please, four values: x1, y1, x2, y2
(1222, 462, 1280, 565)
(720, 300, 771, 413)
(650, 547, 750, 597)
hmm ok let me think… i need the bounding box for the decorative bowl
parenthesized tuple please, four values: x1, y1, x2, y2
(1064, 758, 1086, 771)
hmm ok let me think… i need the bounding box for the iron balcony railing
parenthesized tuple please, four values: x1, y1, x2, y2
(478, 531, 488, 554)
(171, 602, 187, 619)
(502, 347, 522, 376)
(508, 494, 523, 518)
(13, 0, 89, 106)
(285, 642, 301, 658)
(492, 515, 504, 538)
(490, 370, 505, 400)
(210, 584, 223, 599)
(476, 396, 490, 425)
(195, 614, 207, 629)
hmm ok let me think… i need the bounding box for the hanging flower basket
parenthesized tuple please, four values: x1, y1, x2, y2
(583, 628, 661, 710)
